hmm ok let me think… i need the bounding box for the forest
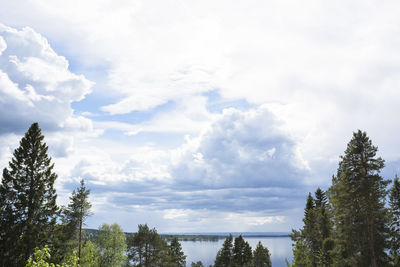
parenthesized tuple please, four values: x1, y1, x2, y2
(0, 123, 399, 267)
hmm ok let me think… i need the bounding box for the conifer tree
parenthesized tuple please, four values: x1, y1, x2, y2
(290, 189, 333, 267)
(314, 188, 332, 266)
(169, 237, 186, 267)
(0, 122, 59, 267)
(127, 224, 175, 266)
(329, 130, 390, 267)
(64, 179, 92, 260)
(232, 235, 252, 267)
(214, 234, 233, 267)
(252, 241, 271, 267)
(389, 175, 400, 266)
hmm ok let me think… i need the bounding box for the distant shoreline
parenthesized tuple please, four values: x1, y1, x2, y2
(82, 229, 290, 242)
(160, 233, 290, 241)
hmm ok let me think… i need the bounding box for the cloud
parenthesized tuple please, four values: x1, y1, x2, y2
(0, 24, 94, 135)
(171, 105, 309, 189)
(3, 1, 400, 233)
(64, 105, 309, 232)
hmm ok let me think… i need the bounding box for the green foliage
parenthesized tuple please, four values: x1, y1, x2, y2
(214, 235, 233, 267)
(329, 130, 390, 267)
(80, 241, 100, 267)
(169, 237, 186, 267)
(52, 180, 92, 264)
(191, 261, 205, 267)
(98, 223, 127, 267)
(290, 189, 332, 267)
(127, 224, 175, 267)
(64, 180, 92, 260)
(252, 241, 271, 267)
(26, 245, 79, 267)
(232, 235, 252, 267)
(389, 175, 400, 266)
(0, 123, 59, 267)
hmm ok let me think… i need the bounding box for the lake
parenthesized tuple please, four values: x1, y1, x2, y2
(180, 236, 293, 267)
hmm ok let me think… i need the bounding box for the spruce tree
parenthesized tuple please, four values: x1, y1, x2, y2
(232, 235, 252, 267)
(290, 189, 333, 267)
(169, 237, 186, 267)
(389, 175, 400, 266)
(214, 234, 233, 267)
(252, 241, 271, 267)
(314, 188, 332, 266)
(0, 122, 59, 267)
(329, 130, 390, 267)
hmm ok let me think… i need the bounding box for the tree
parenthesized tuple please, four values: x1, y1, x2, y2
(329, 130, 390, 267)
(314, 188, 333, 267)
(232, 235, 252, 266)
(290, 193, 317, 267)
(0, 123, 59, 267)
(214, 235, 233, 267)
(389, 175, 400, 266)
(64, 179, 92, 260)
(252, 241, 271, 267)
(127, 224, 174, 267)
(191, 261, 204, 267)
(26, 245, 79, 267)
(290, 189, 333, 267)
(98, 223, 127, 267)
(80, 241, 101, 267)
(169, 237, 186, 267)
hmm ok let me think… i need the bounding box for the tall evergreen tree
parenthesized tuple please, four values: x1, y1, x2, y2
(252, 241, 271, 267)
(232, 235, 252, 267)
(169, 237, 186, 267)
(214, 234, 233, 267)
(329, 130, 390, 267)
(389, 175, 400, 266)
(64, 179, 92, 260)
(290, 189, 333, 267)
(127, 224, 174, 267)
(290, 193, 318, 267)
(314, 188, 333, 266)
(0, 122, 59, 267)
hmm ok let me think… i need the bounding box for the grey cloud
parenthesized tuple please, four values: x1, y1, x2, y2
(171, 106, 309, 189)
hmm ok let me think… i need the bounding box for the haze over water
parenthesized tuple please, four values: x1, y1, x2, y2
(180, 236, 293, 267)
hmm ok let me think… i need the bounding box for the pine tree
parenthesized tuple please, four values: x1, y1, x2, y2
(0, 122, 59, 267)
(232, 235, 252, 267)
(214, 234, 233, 267)
(64, 179, 92, 260)
(329, 130, 390, 267)
(127, 224, 175, 267)
(169, 237, 186, 267)
(252, 241, 271, 267)
(389, 175, 400, 266)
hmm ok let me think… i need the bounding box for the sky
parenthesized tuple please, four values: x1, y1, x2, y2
(1, 0, 400, 233)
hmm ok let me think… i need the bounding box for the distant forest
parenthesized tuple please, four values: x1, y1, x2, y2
(0, 123, 399, 267)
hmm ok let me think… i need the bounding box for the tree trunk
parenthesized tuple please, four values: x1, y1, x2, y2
(78, 206, 83, 261)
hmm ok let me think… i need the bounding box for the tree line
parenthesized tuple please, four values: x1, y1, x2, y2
(0, 123, 273, 267)
(288, 130, 400, 267)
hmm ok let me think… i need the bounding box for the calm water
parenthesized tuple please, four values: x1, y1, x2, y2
(180, 236, 293, 267)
